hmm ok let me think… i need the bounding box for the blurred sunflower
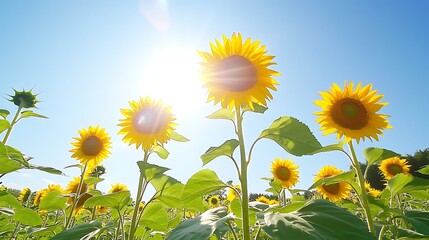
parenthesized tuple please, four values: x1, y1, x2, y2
(73, 193, 92, 216)
(70, 125, 111, 166)
(256, 196, 270, 204)
(65, 177, 89, 204)
(365, 182, 381, 198)
(109, 183, 128, 193)
(226, 184, 241, 202)
(379, 157, 411, 180)
(314, 166, 351, 202)
(268, 199, 279, 205)
(314, 81, 391, 142)
(198, 32, 280, 109)
(271, 158, 299, 189)
(118, 97, 176, 151)
(96, 206, 110, 214)
(33, 190, 46, 206)
(208, 195, 221, 208)
(17, 187, 31, 204)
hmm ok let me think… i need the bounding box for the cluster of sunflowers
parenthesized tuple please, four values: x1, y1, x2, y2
(1, 33, 428, 240)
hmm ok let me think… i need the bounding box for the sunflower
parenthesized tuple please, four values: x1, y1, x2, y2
(226, 184, 241, 202)
(271, 158, 299, 189)
(198, 32, 280, 109)
(118, 97, 176, 151)
(268, 199, 279, 205)
(365, 182, 381, 198)
(314, 165, 351, 202)
(109, 183, 128, 193)
(70, 125, 112, 166)
(73, 193, 92, 216)
(65, 177, 89, 204)
(379, 157, 411, 180)
(96, 206, 110, 214)
(33, 190, 46, 206)
(17, 187, 31, 204)
(255, 196, 270, 204)
(208, 195, 221, 208)
(33, 184, 63, 206)
(314, 81, 391, 142)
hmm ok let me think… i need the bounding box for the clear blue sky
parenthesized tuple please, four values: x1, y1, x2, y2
(1, 1, 428, 198)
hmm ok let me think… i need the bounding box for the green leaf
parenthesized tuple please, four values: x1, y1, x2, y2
(170, 131, 190, 142)
(0, 119, 10, 134)
(258, 200, 375, 240)
(39, 190, 67, 211)
(29, 164, 65, 175)
(259, 116, 324, 156)
(308, 170, 358, 193)
(364, 147, 400, 166)
(401, 210, 429, 236)
(399, 176, 429, 194)
(166, 207, 231, 240)
(137, 161, 170, 182)
(14, 207, 42, 226)
(0, 143, 27, 174)
(182, 169, 226, 211)
(270, 201, 306, 213)
(243, 103, 268, 114)
(150, 174, 185, 208)
(0, 109, 10, 119)
(201, 139, 239, 166)
(140, 201, 168, 231)
(0, 191, 21, 208)
(84, 177, 104, 185)
(84, 191, 131, 209)
(152, 145, 170, 159)
(206, 108, 234, 121)
(51, 221, 103, 240)
(387, 174, 413, 196)
(19, 110, 48, 120)
(64, 164, 83, 169)
(417, 165, 429, 176)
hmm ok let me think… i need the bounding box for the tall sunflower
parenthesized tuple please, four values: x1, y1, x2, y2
(271, 158, 299, 189)
(314, 81, 391, 142)
(379, 157, 411, 180)
(314, 165, 351, 202)
(198, 33, 280, 109)
(118, 97, 176, 151)
(70, 125, 112, 166)
(109, 183, 128, 193)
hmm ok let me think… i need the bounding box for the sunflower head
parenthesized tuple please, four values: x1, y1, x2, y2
(70, 125, 112, 166)
(315, 81, 391, 143)
(268, 199, 279, 205)
(33, 190, 46, 206)
(96, 206, 110, 214)
(65, 177, 89, 204)
(17, 187, 31, 204)
(270, 158, 299, 189)
(198, 32, 280, 109)
(314, 165, 351, 202)
(379, 157, 411, 180)
(255, 195, 270, 204)
(364, 182, 381, 198)
(226, 184, 241, 202)
(8, 88, 39, 108)
(109, 183, 128, 193)
(208, 195, 221, 208)
(118, 97, 176, 151)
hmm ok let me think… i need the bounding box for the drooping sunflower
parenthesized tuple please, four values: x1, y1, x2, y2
(314, 165, 351, 202)
(271, 158, 299, 189)
(226, 184, 241, 202)
(17, 187, 31, 204)
(255, 196, 270, 204)
(198, 32, 280, 109)
(109, 183, 128, 193)
(379, 157, 411, 180)
(208, 195, 221, 208)
(118, 97, 176, 151)
(365, 182, 381, 198)
(314, 81, 391, 142)
(70, 125, 112, 166)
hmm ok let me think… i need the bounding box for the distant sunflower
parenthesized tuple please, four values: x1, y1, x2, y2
(314, 166, 351, 202)
(379, 157, 411, 180)
(17, 187, 31, 204)
(365, 182, 381, 198)
(226, 184, 241, 202)
(271, 158, 299, 189)
(118, 97, 176, 151)
(34, 184, 63, 206)
(109, 183, 128, 193)
(314, 81, 391, 142)
(208, 195, 221, 208)
(73, 193, 92, 216)
(268, 199, 279, 205)
(96, 206, 110, 214)
(70, 125, 112, 166)
(33, 190, 45, 206)
(65, 177, 88, 204)
(255, 196, 270, 204)
(198, 32, 280, 109)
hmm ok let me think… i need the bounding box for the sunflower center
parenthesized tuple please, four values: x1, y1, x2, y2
(133, 107, 168, 134)
(81, 136, 103, 156)
(213, 55, 257, 91)
(210, 198, 219, 205)
(387, 164, 404, 175)
(323, 183, 340, 195)
(331, 98, 368, 130)
(275, 166, 291, 181)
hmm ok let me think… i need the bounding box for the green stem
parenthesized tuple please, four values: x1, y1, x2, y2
(226, 220, 239, 240)
(348, 142, 375, 234)
(65, 162, 88, 229)
(235, 107, 251, 240)
(128, 150, 149, 240)
(2, 106, 22, 144)
(10, 222, 21, 239)
(254, 225, 262, 240)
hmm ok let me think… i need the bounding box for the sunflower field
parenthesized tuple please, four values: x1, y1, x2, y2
(1, 33, 429, 240)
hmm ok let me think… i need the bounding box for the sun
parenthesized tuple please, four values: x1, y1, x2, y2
(140, 48, 206, 118)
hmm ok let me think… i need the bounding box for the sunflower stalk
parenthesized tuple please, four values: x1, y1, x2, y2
(2, 105, 22, 144)
(65, 162, 88, 229)
(348, 142, 375, 234)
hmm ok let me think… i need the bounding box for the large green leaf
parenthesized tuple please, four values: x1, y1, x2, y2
(181, 169, 226, 211)
(363, 148, 400, 166)
(308, 170, 359, 194)
(170, 131, 190, 142)
(386, 174, 429, 197)
(258, 200, 375, 240)
(401, 211, 429, 236)
(19, 110, 48, 120)
(166, 207, 232, 240)
(150, 174, 184, 208)
(51, 221, 103, 240)
(0, 143, 27, 174)
(84, 191, 131, 209)
(201, 139, 239, 166)
(14, 207, 42, 226)
(259, 116, 325, 156)
(0, 119, 10, 134)
(39, 190, 67, 211)
(140, 201, 168, 231)
(0, 191, 21, 208)
(137, 161, 170, 182)
(206, 108, 234, 121)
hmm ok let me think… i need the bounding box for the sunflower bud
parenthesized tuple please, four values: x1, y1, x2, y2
(8, 89, 39, 109)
